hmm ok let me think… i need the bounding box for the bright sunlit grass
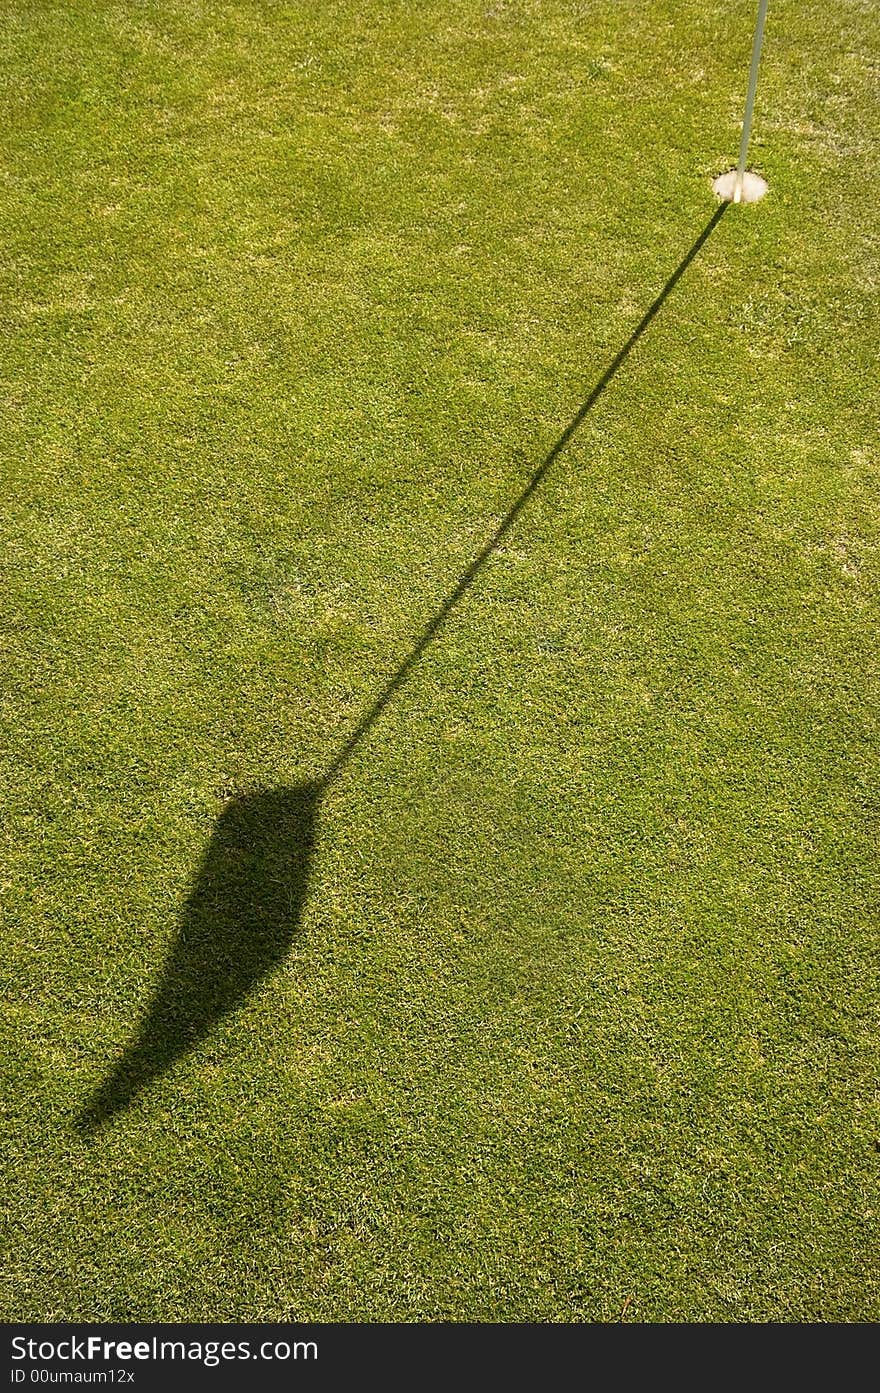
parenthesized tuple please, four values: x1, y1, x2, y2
(1, 0, 877, 1321)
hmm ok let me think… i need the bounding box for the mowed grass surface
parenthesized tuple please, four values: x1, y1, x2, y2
(2, 0, 878, 1320)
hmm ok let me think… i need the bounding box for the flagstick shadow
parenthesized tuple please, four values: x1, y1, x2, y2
(77, 203, 727, 1133)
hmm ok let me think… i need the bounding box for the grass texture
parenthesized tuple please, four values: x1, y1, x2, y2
(1, 0, 878, 1321)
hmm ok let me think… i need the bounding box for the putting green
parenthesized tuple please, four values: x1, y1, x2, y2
(1, 0, 877, 1321)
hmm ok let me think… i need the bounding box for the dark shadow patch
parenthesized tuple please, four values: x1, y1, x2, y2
(77, 783, 320, 1133)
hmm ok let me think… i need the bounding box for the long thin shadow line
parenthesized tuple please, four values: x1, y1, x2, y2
(322, 202, 727, 785)
(75, 203, 727, 1133)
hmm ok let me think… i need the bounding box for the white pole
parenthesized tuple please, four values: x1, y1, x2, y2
(734, 0, 770, 201)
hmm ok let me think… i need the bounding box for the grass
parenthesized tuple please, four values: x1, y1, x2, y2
(1, 0, 878, 1321)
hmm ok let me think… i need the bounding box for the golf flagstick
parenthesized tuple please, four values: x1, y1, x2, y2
(713, 0, 770, 204)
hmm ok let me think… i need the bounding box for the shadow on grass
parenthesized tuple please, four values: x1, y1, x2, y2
(78, 202, 726, 1132)
(77, 785, 320, 1133)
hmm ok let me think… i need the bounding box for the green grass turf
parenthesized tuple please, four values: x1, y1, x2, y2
(2, 0, 878, 1321)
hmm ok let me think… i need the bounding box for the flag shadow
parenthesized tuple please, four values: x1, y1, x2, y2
(77, 202, 726, 1132)
(77, 784, 320, 1133)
